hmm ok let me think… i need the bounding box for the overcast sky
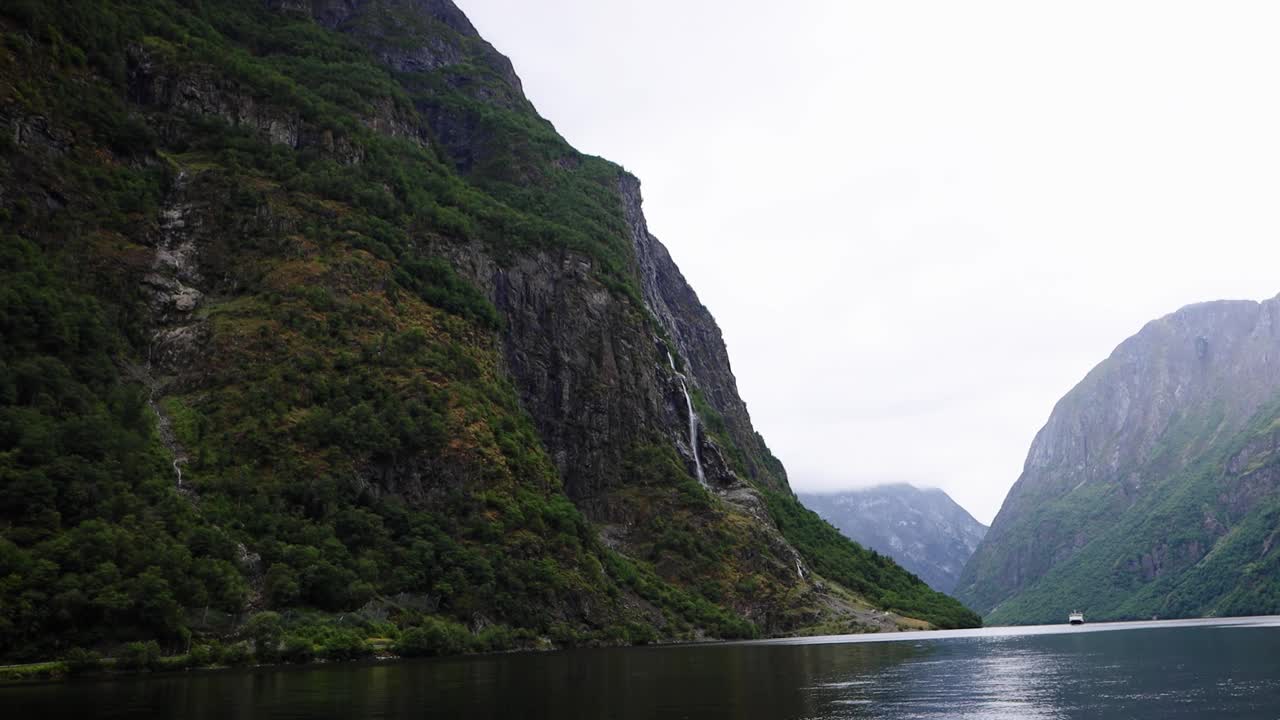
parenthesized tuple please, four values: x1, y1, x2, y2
(456, 0, 1280, 524)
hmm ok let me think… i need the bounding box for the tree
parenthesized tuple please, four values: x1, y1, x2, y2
(244, 612, 283, 662)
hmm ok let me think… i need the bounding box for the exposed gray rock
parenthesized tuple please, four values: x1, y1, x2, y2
(621, 174, 785, 491)
(958, 295, 1280, 619)
(127, 42, 427, 160)
(800, 485, 988, 594)
(280, 0, 526, 101)
(128, 46, 303, 148)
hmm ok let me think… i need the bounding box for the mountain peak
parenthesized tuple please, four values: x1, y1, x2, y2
(960, 292, 1280, 623)
(800, 486, 987, 594)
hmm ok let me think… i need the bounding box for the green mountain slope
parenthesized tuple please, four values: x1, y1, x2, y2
(0, 0, 975, 662)
(957, 298, 1280, 624)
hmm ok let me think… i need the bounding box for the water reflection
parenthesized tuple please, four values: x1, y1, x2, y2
(805, 641, 1072, 719)
(4, 619, 1280, 719)
(798, 623, 1280, 719)
(3, 642, 925, 720)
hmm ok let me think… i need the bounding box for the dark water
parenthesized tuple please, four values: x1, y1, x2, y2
(7, 617, 1280, 719)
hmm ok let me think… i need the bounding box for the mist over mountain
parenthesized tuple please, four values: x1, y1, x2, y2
(800, 485, 987, 594)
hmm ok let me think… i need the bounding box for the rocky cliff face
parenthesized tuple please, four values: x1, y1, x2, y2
(0, 0, 977, 660)
(958, 297, 1280, 623)
(800, 485, 988, 594)
(432, 174, 764, 517)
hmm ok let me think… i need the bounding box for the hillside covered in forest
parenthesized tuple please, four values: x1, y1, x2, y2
(0, 0, 978, 666)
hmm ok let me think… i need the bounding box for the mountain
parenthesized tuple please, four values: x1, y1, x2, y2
(0, 0, 978, 662)
(800, 485, 987, 594)
(956, 296, 1280, 624)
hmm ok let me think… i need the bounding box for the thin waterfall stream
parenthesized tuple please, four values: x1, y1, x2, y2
(145, 344, 187, 488)
(668, 352, 707, 487)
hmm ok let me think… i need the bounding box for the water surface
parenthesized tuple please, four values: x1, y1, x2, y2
(7, 616, 1280, 719)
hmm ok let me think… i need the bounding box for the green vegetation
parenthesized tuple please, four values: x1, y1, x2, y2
(0, 0, 745, 663)
(981, 399, 1280, 625)
(0, 235, 251, 657)
(687, 389, 978, 629)
(761, 488, 982, 629)
(0, 661, 71, 684)
(0, 0, 978, 670)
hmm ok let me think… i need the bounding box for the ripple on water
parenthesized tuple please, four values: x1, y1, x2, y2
(807, 646, 1073, 719)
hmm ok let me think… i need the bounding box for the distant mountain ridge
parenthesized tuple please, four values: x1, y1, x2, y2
(799, 485, 988, 594)
(957, 296, 1280, 624)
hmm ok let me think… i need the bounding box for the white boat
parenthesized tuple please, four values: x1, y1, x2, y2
(1068, 610, 1085, 625)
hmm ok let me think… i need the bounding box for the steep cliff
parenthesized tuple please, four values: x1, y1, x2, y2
(800, 485, 988, 594)
(957, 297, 1280, 624)
(0, 0, 977, 662)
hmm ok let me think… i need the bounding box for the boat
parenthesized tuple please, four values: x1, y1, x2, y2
(1068, 610, 1085, 625)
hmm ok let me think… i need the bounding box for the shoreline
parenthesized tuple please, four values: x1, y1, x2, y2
(9, 615, 1280, 687)
(0, 621, 928, 687)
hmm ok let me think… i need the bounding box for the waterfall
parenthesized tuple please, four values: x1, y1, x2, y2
(668, 351, 707, 487)
(145, 343, 187, 488)
(680, 377, 707, 487)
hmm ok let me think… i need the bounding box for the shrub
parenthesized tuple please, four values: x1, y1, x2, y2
(244, 611, 284, 663)
(280, 636, 314, 664)
(219, 641, 253, 666)
(116, 641, 161, 671)
(476, 624, 531, 652)
(547, 622, 583, 648)
(315, 629, 370, 661)
(188, 643, 216, 667)
(154, 654, 195, 671)
(624, 622, 658, 646)
(394, 617, 476, 657)
(64, 647, 104, 675)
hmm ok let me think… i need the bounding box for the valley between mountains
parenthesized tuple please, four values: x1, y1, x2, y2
(5, 0, 1280, 683)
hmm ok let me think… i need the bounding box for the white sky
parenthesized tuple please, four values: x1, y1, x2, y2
(456, 0, 1280, 524)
